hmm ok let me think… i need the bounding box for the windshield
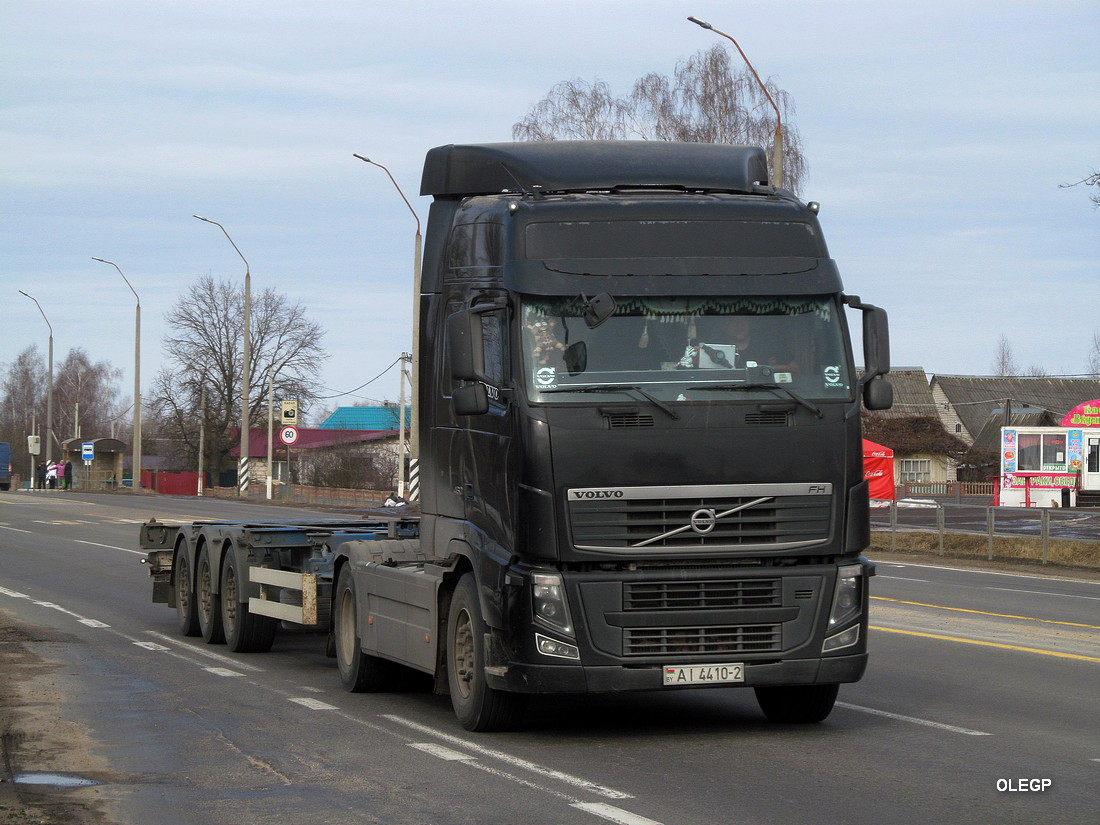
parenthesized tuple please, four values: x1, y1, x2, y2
(520, 296, 852, 403)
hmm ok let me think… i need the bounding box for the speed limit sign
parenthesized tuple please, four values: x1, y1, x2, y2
(279, 425, 299, 445)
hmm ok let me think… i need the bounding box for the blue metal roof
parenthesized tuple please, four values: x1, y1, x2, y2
(317, 406, 410, 431)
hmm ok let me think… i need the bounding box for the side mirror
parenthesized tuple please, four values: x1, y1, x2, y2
(447, 309, 484, 382)
(863, 376, 894, 411)
(582, 293, 616, 329)
(453, 383, 489, 416)
(564, 341, 587, 375)
(861, 306, 890, 378)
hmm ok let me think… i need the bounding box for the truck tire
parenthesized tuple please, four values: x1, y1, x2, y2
(196, 546, 225, 644)
(174, 547, 200, 637)
(755, 684, 839, 723)
(446, 574, 527, 732)
(334, 565, 400, 692)
(221, 553, 276, 653)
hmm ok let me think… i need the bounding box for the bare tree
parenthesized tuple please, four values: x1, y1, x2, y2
(512, 45, 807, 194)
(1089, 329, 1100, 376)
(149, 275, 326, 478)
(0, 346, 125, 478)
(52, 348, 124, 444)
(1060, 169, 1100, 207)
(991, 335, 1021, 376)
(0, 346, 46, 478)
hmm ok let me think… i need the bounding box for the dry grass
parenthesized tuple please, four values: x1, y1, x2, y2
(870, 530, 1100, 571)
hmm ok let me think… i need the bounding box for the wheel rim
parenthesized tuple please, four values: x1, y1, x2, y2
(198, 558, 213, 623)
(452, 607, 474, 699)
(176, 556, 191, 615)
(223, 563, 237, 632)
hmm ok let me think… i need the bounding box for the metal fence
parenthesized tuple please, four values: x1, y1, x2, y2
(870, 499, 1100, 564)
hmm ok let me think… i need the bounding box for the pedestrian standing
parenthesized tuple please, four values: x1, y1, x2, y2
(64, 460, 74, 491)
(36, 461, 46, 490)
(46, 461, 58, 489)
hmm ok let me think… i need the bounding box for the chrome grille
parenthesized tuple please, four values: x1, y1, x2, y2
(624, 624, 782, 656)
(569, 488, 832, 551)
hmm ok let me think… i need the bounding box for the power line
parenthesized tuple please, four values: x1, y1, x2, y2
(315, 357, 402, 400)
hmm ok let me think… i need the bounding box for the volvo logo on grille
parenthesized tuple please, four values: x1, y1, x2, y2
(570, 489, 624, 500)
(690, 508, 717, 534)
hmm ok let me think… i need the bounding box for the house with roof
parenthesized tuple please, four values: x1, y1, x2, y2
(861, 368, 969, 486)
(318, 405, 411, 431)
(930, 376, 1100, 446)
(233, 424, 402, 490)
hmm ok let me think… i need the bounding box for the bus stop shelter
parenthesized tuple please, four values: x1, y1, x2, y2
(60, 437, 126, 490)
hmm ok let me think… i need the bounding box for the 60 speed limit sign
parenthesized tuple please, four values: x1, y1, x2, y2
(279, 425, 299, 445)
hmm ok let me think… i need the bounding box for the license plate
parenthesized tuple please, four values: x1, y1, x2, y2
(663, 663, 744, 686)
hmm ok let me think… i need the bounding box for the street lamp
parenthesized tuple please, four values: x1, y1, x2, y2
(19, 290, 54, 471)
(194, 215, 252, 496)
(92, 257, 142, 490)
(352, 154, 422, 499)
(688, 16, 784, 189)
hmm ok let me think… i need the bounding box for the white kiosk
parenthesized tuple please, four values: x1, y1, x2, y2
(998, 399, 1100, 508)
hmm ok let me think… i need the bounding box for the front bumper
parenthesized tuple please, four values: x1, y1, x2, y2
(485, 651, 867, 694)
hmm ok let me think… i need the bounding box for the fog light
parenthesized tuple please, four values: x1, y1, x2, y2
(536, 633, 580, 660)
(823, 625, 860, 652)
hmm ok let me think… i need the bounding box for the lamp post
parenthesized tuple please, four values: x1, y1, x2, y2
(92, 257, 142, 489)
(19, 290, 54, 471)
(194, 215, 252, 496)
(688, 16, 784, 189)
(352, 154, 422, 499)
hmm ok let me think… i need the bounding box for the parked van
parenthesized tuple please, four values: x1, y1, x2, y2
(0, 442, 11, 490)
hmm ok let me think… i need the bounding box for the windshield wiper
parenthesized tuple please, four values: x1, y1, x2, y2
(686, 382, 824, 419)
(542, 383, 680, 420)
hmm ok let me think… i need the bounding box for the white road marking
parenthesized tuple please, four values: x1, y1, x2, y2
(985, 586, 1100, 601)
(142, 632, 265, 672)
(409, 743, 476, 761)
(382, 714, 632, 799)
(204, 667, 245, 677)
(572, 802, 664, 825)
(0, 525, 33, 533)
(836, 702, 991, 735)
(0, 587, 30, 598)
(289, 697, 338, 710)
(877, 576, 931, 582)
(134, 642, 171, 651)
(74, 539, 146, 556)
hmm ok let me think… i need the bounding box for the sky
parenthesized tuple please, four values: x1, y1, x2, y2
(4, 0, 1098, 424)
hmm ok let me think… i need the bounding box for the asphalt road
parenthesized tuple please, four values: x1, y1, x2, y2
(1, 491, 1096, 825)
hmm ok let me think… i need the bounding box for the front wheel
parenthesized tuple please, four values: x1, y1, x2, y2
(334, 566, 401, 692)
(755, 684, 839, 723)
(446, 574, 527, 732)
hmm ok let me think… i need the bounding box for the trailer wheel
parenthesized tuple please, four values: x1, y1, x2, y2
(196, 546, 225, 644)
(334, 565, 400, 692)
(446, 574, 527, 732)
(755, 684, 839, 723)
(174, 548, 200, 637)
(221, 553, 276, 653)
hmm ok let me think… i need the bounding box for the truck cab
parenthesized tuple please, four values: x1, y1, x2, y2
(406, 142, 891, 728)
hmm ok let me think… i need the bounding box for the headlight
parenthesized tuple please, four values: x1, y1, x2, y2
(532, 572, 573, 636)
(828, 564, 862, 630)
